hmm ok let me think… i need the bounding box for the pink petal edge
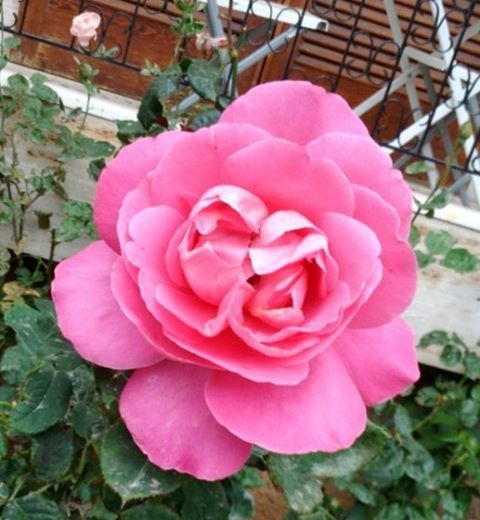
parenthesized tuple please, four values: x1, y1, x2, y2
(120, 362, 251, 480)
(52, 241, 162, 369)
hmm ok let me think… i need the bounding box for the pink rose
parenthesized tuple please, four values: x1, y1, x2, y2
(70, 11, 101, 48)
(52, 81, 419, 481)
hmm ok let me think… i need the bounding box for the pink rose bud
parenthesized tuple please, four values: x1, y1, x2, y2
(53, 81, 419, 481)
(195, 32, 229, 52)
(70, 11, 101, 48)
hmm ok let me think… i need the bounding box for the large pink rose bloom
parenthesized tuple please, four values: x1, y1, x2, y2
(52, 81, 419, 481)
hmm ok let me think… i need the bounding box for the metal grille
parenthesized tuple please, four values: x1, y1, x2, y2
(3, 0, 480, 205)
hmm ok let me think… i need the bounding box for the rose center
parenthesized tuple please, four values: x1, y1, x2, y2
(178, 185, 337, 327)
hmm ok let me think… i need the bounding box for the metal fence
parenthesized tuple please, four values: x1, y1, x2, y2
(3, 0, 480, 205)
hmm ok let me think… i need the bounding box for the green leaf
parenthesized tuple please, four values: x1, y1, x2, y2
(121, 503, 180, 520)
(269, 427, 385, 513)
(187, 59, 222, 102)
(0, 481, 9, 506)
(101, 424, 181, 504)
(116, 120, 147, 144)
(30, 73, 59, 104)
(460, 399, 479, 428)
(405, 161, 433, 175)
(137, 68, 178, 130)
(415, 250, 435, 268)
(440, 343, 463, 367)
(2, 302, 79, 379)
(0, 428, 7, 458)
(403, 438, 435, 482)
(4, 36, 21, 51)
(335, 479, 377, 506)
(31, 425, 73, 480)
(7, 74, 29, 94)
(423, 189, 449, 210)
(464, 352, 480, 380)
(0, 344, 36, 384)
(415, 387, 439, 407)
(57, 200, 96, 242)
(86, 499, 117, 520)
(153, 66, 182, 100)
(425, 230, 455, 255)
(419, 330, 449, 348)
(71, 398, 106, 439)
(87, 158, 106, 182)
(189, 108, 221, 129)
(234, 466, 264, 488)
(228, 482, 254, 520)
(181, 480, 230, 520)
(441, 248, 478, 273)
(408, 226, 420, 248)
(363, 442, 405, 486)
(11, 369, 72, 434)
(393, 405, 412, 437)
(375, 503, 405, 520)
(2, 495, 65, 520)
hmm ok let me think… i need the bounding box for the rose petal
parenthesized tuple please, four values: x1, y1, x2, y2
(220, 80, 369, 144)
(120, 362, 251, 480)
(111, 257, 218, 368)
(349, 186, 417, 328)
(316, 212, 381, 299)
(149, 123, 271, 214)
(95, 131, 186, 251)
(142, 288, 310, 385)
(205, 348, 367, 453)
(307, 133, 412, 240)
(124, 205, 185, 290)
(52, 241, 162, 369)
(222, 139, 355, 223)
(334, 318, 420, 405)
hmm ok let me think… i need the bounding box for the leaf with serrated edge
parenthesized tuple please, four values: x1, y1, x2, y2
(101, 424, 181, 504)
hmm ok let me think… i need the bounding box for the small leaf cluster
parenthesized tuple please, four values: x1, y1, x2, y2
(296, 333, 480, 520)
(119, 57, 223, 144)
(0, 300, 266, 518)
(410, 228, 479, 272)
(0, 68, 114, 255)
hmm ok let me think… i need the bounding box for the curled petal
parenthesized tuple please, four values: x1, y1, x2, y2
(95, 131, 186, 251)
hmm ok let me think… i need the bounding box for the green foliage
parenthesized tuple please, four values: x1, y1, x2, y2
(0, 54, 114, 257)
(101, 424, 181, 504)
(268, 426, 388, 514)
(411, 227, 479, 273)
(181, 480, 229, 519)
(57, 200, 96, 243)
(312, 333, 480, 520)
(187, 59, 223, 102)
(11, 369, 72, 434)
